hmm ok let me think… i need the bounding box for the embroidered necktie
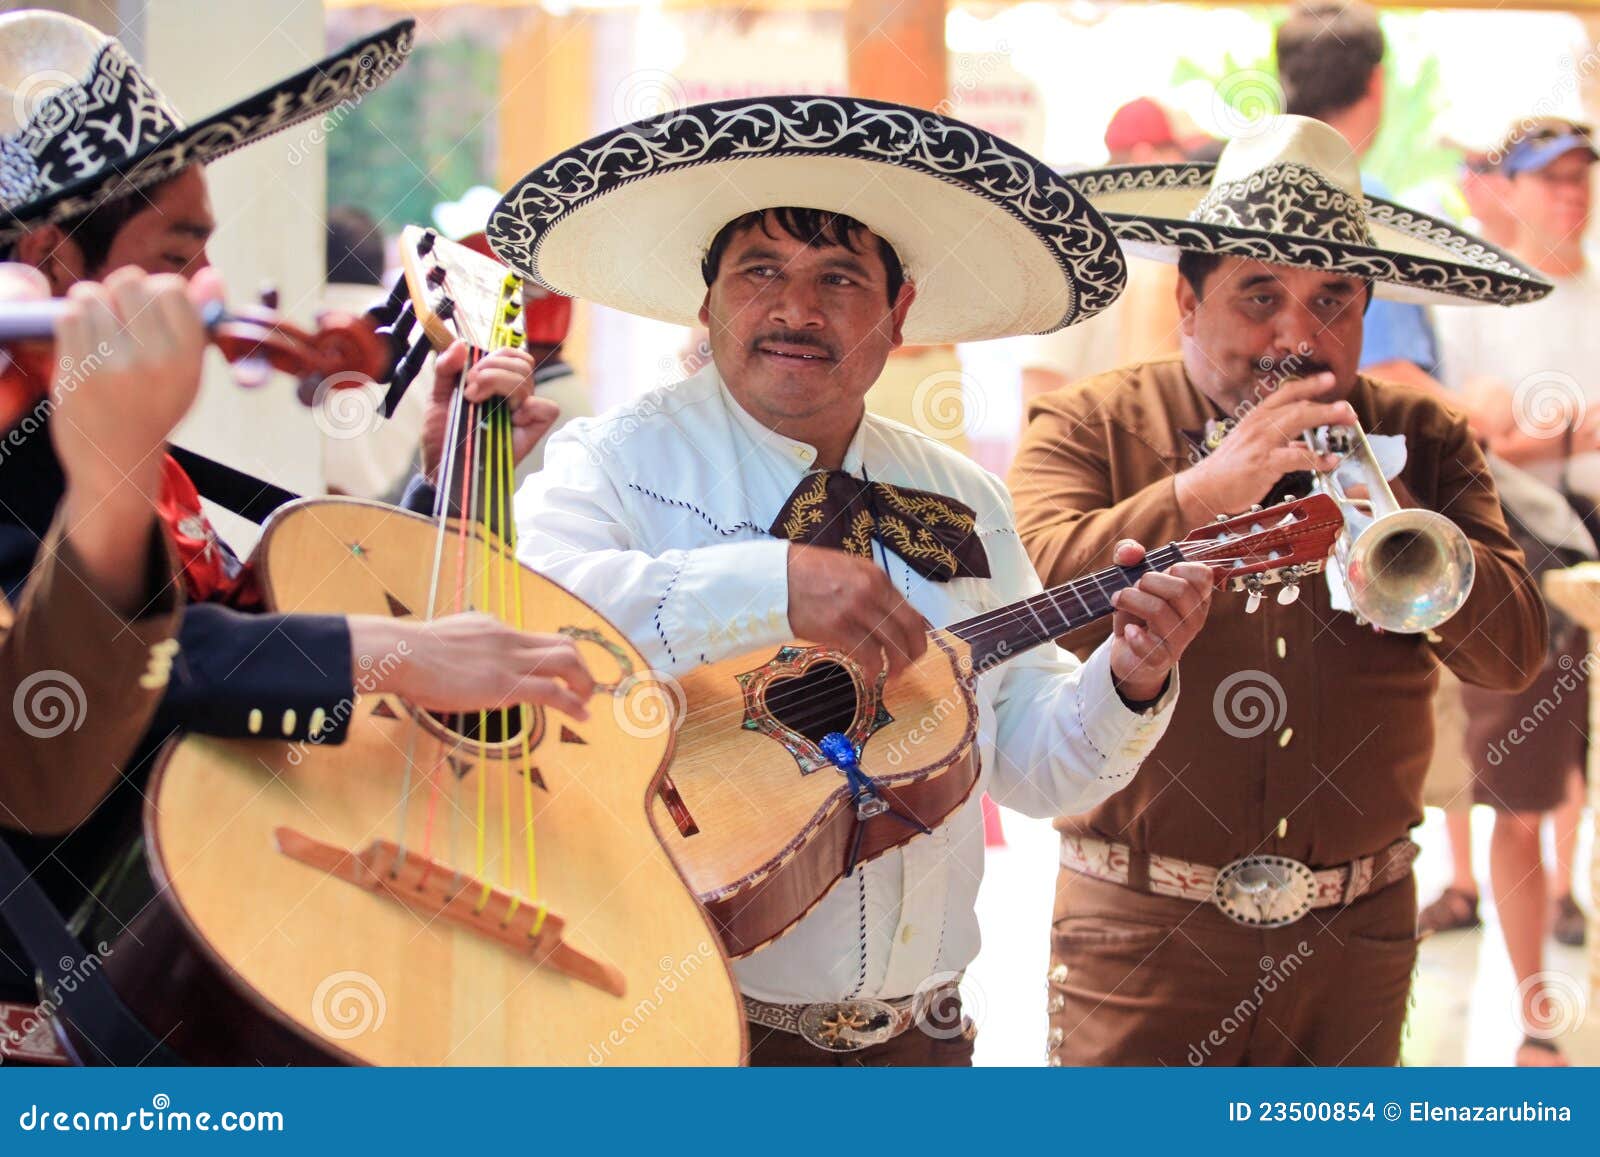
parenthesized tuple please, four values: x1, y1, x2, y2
(769, 470, 990, 582)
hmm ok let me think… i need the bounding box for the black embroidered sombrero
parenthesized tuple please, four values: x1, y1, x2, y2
(1066, 115, 1551, 307)
(486, 95, 1128, 344)
(0, 11, 414, 244)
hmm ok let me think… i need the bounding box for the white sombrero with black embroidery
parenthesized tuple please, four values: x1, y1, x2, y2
(486, 95, 1128, 344)
(1066, 114, 1551, 307)
(0, 10, 414, 244)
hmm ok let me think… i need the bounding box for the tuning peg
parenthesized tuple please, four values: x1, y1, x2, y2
(1276, 583, 1301, 606)
(1243, 576, 1264, 614)
(1215, 513, 1229, 522)
(426, 264, 447, 288)
(363, 276, 411, 328)
(417, 230, 437, 255)
(1249, 504, 1263, 513)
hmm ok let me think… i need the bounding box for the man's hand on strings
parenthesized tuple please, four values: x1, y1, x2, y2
(349, 613, 597, 721)
(421, 340, 561, 482)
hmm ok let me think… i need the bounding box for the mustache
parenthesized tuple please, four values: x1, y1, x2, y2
(1256, 352, 1332, 380)
(750, 330, 837, 360)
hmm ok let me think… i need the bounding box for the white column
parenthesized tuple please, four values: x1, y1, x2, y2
(120, 0, 330, 550)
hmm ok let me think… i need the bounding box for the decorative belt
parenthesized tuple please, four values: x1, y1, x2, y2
(743, 979, 961, 1053)
(1060, 834, 1419, 928)
(0, 1001, 69, 1065)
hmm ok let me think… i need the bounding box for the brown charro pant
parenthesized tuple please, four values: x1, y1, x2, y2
(1048, 868, 1418, 1066)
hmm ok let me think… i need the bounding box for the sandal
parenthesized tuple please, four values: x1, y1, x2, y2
(1552, 895, 1587, 948)
(1418, 886, 1480, 936)
(1517, 1035, 1569, 1067)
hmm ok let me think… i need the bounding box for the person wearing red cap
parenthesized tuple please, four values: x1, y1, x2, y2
(1104, 97, 1187, 165)
(1017, 99, 1190, 408)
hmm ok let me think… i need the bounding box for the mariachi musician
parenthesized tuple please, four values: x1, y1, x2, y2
(471, 96, 1216, 1065)
(0, 11, 590, 1062)
(1008, 115, 1550, 1066)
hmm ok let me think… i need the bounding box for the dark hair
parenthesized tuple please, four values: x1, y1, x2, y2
(1177, 250, 1223, 297)
(0, 177, 173, 269)
(1275, 3, 1385, 121)
(1178, 248, 1373, 310)
(700, 208, 905, 305)
(326, 205, 385, 286)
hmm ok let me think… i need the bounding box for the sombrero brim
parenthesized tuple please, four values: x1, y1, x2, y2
(487, 96, 1128, 345)
(1067, 162, 1552, 307)
(0, 20, 414, 244)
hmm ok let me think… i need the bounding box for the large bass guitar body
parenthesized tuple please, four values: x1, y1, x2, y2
(133, 499, 745, 1065)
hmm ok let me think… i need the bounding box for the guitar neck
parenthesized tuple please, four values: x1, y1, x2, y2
(947, 542, 1187, 670)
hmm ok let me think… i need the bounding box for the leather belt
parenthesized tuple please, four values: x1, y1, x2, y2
(0, 1001, 70, 1065)
(743, 980, 961, 1053)
(1060, 834, 1419, 927)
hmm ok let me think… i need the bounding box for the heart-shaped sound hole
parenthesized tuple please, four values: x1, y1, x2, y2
(762, 659, 861, 750)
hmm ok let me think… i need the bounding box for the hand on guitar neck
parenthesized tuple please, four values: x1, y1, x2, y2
(1106, 539, 1213, 703)
(785, 539, 1213, 701)
(420, 340, 560, 483)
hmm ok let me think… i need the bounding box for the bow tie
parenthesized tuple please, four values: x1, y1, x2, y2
(769, 470, 990, 582)
(1180, 420, 1312, 507)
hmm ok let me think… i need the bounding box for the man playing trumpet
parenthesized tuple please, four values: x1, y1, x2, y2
(1009, 115, 1550, 1066)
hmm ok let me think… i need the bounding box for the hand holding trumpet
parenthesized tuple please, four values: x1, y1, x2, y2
(1175, 373, 1356, 521)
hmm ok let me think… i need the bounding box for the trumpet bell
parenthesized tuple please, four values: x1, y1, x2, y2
(1341, 506, 1475, 633)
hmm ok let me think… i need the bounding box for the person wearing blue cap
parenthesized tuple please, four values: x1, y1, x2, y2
(1432, 115, 1598, 1067)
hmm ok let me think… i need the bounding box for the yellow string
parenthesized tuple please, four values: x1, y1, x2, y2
(493, 407, 518, 925)
(474, 403, 493, 914)
(502, 411, 547, 935)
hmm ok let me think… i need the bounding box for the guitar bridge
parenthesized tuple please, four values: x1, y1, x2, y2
(273, 827, 625, 997)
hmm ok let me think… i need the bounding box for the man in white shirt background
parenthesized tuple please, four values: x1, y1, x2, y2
(1431, 117, 1598, 1066)
(492, 96, 1215, 1065)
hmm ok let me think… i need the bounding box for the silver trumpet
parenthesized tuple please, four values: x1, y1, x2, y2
(1305, 421, 1475, 632)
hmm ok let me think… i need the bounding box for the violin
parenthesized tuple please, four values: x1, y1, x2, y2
(0, 296, 392, 432)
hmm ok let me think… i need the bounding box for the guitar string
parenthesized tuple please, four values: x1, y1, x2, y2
(392, 331, 464, 872)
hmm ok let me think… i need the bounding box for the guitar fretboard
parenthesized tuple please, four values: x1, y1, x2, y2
(948, 543, 1187, 669)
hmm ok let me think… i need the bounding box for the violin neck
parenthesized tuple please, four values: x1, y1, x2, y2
(947, 542, 1187, 669)
(0, 301, 64, 342)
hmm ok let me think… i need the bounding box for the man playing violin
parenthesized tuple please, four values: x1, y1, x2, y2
(480, 97, 1215, 1066)
(1008, 116, 1549, 1065)
(0, 12, 592, 1061)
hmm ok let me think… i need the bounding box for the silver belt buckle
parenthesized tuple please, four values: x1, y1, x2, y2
(796, 998, 899, 1052)
(1212, 854, 1316, 927)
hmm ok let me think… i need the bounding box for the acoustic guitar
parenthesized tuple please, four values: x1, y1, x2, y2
(650, 495, 1345, 957)
(125, 229, 746, 1065)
